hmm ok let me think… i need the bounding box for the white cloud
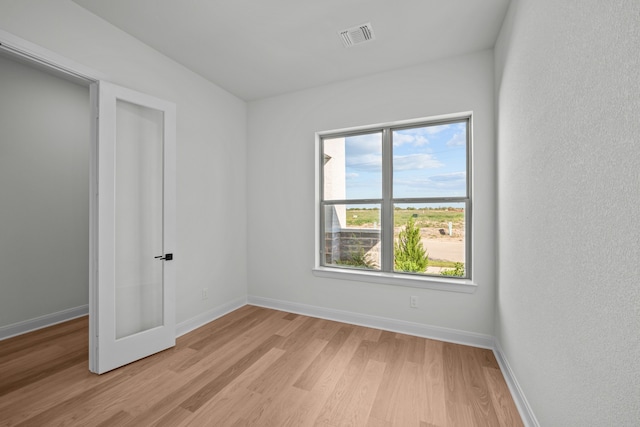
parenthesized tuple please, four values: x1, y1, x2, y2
(393, 153, 443, 171)
(429, 171, 466, 181)
(423, 124, 450, 135)
(346, 172, 359, 179)
(446, 131, 466, 147)
(393, 171, 467, 197)
(345, 133, 382, 155)
(393, 133, 429, 147)
(346, 153, 382, 172)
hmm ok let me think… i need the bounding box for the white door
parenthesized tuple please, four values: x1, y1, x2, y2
(90, 81, 176, 374)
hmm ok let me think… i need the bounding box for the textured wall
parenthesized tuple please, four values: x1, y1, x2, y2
(495, 0, 640, 425)
(248, 50, 497, 335)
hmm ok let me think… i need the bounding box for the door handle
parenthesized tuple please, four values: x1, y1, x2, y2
(154, 253, 173, 261)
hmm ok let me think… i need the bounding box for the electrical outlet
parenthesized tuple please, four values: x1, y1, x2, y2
(410, 296, 418, 308)
(202, 288, 208, 300)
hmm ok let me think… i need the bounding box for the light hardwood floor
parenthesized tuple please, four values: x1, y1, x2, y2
(0, 305, 523, 426)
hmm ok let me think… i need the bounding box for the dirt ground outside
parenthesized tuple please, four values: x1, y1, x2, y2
(417, 227, 465, 264)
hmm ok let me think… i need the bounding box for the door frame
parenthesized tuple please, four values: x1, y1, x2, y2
(0, 29, 176, 373)
(0, 30, 101, 373)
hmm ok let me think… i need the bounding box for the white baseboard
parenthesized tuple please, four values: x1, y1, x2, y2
(493, 338, 540, 427)
(0, 305, 89, 341)
(247, 295, 494, 349)
(175, 296, 247, 338)
(0, 297, 246, 342)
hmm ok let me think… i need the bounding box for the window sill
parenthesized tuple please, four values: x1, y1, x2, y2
(312, 267, 477, 293)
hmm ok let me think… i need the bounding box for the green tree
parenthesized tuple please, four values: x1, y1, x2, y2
(394, 217, 428, 272)
(441, 262, 465, 277)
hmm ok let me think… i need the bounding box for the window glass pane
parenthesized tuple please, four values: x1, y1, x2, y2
(392, 122, 467, 198)
(393, 203, 466, 277)
(323, 132, 382, 200)
(324, 204, 381, 270)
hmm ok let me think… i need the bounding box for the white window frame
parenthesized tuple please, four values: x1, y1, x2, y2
(313, 112, 477, 293)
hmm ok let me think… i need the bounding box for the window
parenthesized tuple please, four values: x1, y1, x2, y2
(317, 114, 472, 285)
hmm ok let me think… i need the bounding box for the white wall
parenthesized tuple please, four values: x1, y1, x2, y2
(247, 50, 496, 335)
(495, 0, 640, 425)
(0, 55, 89, 328)
(0, 0, 248, 326)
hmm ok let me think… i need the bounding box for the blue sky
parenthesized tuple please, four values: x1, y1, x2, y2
(343, 122, 467, 201)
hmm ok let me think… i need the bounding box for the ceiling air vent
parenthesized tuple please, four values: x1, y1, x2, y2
(339, 23, 375, 48)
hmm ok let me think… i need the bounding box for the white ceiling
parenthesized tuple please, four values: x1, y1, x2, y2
(72, 0, 510, 101)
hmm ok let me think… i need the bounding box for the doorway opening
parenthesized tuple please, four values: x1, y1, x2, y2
(0, 50, 91, 338)
(0, 34, 177, 375)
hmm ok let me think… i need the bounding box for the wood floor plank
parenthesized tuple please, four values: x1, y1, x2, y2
(281, 327, 373, 427)
(484, 366, 525, 427)
(172, 309, 288, 374)
(254, 328, 358, 427)
(367, 416, 392, 427)
(475, 346, 501, 370)
(406, 334, 427, 365)
(0, 358, 120, 426)
(340, 358, 386, 426)
(120, 322, 288, 426)
(283, 313, 298, 321)
(0, 316, 87, 358)
(188, 305, 273, 351)
(459, 345, 500, 427)
(120, 363, 227, 426)
(419, 339, 447, 426)
(390, 360, 425, 426)
(313, 340, 377, 425)
(180, 347, 286, 426)
(29, 347, 184, 426)
(175, 307, 279, 372)
(444, 343, 472, 400)
(179, 333, 283, 412)
(177, 305, 260, 348)
(0, 337, 74, 373)
(369, 330, 396, 362)
(95, 409, 132, 426)
(242, 338, 329, 425)
(293, 325, 353, 391)
(368, 337, 409, 421)
(0, 326, 88, 398)
(0, 307, 524, 426)
(275, 312, 310, 337)
(55, 349, 190, 426)
(275, 316, 322, 352)
(243, 383, 311, 426)
(154, 406, 193, 427)
(444, 342, 471, 426)
(0, 365, 88, 426)
(247, 325, 328, 395)
(11, 367, 133, 426)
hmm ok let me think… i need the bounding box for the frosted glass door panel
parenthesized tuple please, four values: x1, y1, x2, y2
(115, 100, 164, 340)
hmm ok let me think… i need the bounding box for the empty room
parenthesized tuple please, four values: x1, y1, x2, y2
(0, 0, 637, 426)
